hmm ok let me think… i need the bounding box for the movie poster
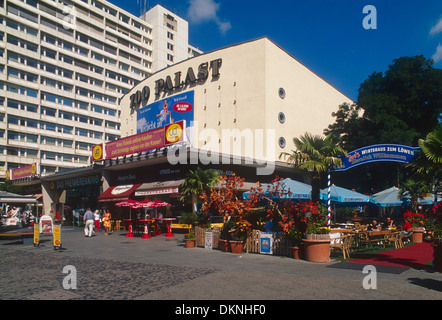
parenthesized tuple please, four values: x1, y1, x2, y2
(137, 91, 194, 137)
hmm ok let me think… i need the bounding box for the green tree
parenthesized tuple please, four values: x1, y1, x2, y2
(408, 125, 442, 204)
(179, 167, 219, 213)
(325, 56, 442, 193)
(280, 133, 346, 203)
(398, 179, 432, 213)
(357, 55, 442, 146)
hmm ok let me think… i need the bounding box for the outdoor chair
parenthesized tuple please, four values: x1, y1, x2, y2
(115, 220, 126, 231)
(331, 235, 353, 259)
(385, 231, 402, 249)
(357, 232, 379, 251)
(401, 231, 412, 245)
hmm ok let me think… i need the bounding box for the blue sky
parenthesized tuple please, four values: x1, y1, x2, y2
(108, 0, 442, 101)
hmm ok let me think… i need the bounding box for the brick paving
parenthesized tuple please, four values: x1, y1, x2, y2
(1, 226, 442, 302)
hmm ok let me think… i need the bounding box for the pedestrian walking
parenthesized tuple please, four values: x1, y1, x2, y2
(103, 209, 111, 236)
(94, 210, 100, 232)
(84, 208, 94, 237)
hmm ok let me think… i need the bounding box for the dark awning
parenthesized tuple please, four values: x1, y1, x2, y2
(98, 184, 141, 202)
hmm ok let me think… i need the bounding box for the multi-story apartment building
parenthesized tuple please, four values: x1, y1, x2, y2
(0, 0, 201, 181)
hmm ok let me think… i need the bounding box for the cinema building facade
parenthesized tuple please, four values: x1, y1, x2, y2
(15, 38, 352, 220)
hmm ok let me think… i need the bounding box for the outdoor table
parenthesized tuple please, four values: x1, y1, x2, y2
(139, 219, 154, 239)
(123, 219, 135, 238)
(360, 229, 392, 247)
(163, 218, 176, 237)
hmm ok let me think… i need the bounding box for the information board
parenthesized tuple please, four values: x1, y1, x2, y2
(260, 233, 274, 255)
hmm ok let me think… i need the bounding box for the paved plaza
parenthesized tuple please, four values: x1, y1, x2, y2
(1, 226, 442, 304)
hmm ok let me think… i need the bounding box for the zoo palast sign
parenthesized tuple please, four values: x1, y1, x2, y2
(129, 58, 222, 110)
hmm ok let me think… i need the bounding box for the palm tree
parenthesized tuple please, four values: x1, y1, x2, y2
(180, 167, 219, 213)
(398, 179, 432, 213)
(280, 132, 346, 202)
(408, 125, 442, 205)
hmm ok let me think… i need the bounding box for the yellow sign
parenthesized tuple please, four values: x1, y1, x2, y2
(166, 123, 183, 144)
(31, 163, 37, 175)
(92, 144, 103, 161)
(53, 225, 61, 248)
(33, 224, 39, 246)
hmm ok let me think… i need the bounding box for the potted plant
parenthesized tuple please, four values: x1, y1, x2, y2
(430, 202, 442, 272)
(301, 203, 331, 262)
(184, 230, 196, 248)
(229, 222, 249, 254)
(287, 226, 302, 259)
(179, 212, 197, 234)
(403, 211, 427, 243)
(219, 220, 235, 252)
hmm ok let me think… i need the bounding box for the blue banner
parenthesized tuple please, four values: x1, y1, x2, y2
(137, 91, 194, 134)
(333, 144, 421, 172)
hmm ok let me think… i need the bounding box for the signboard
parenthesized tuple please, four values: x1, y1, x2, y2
(135, 187, 179, 197)
(40, 215, 53, 234)
(106, 127, 165, 159)
(334, 144, 421, 172)
(103, 120, 185, 160)
(7, 163, 38, 180)
(33, 223, 39, 247)
(260, 233, 274, 255)
(136, 91, 194, 147)
(92, 144, 104, 161)
(53, 225, 61, 249)
(205, 231, 213, 250)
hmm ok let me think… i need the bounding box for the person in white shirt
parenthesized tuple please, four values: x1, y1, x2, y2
(83, 208, 94, 237)
(94, 210, 101, 232)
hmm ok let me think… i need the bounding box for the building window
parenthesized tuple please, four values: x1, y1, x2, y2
(278, 137, 286, 148)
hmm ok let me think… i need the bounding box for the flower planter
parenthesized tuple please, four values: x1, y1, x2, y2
(230, 240, 245, 254)
(218, 239, 230, 252)
(291, 246, 301, 259)
(412, 228, 424, 243)
(433, 241, 442, 273)
(184, 239, 195, 248)
(303, 235, 331, 262)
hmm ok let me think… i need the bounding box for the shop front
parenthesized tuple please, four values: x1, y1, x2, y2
(41, 168, 102, 224)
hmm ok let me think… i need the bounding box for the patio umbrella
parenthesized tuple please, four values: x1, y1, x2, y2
(242, 178, 312, 200)
(132, 200, 171, 218)
(319, 185, 376, 207)
(372, 187, 442, 207)
(372, 187, 404, 207)
(115, 199, 140, 219)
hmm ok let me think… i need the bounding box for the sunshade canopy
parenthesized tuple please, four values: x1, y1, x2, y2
(319, 185, 376, 206)
(243, 178, 312, 200)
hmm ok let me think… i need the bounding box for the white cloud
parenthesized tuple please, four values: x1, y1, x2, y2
(432, 44, 442, 64)
(430, 17, 442, 36)
(187, 0, 231, 35)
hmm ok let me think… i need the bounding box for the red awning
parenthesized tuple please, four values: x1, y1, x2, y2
(98, 184, 141, 202)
